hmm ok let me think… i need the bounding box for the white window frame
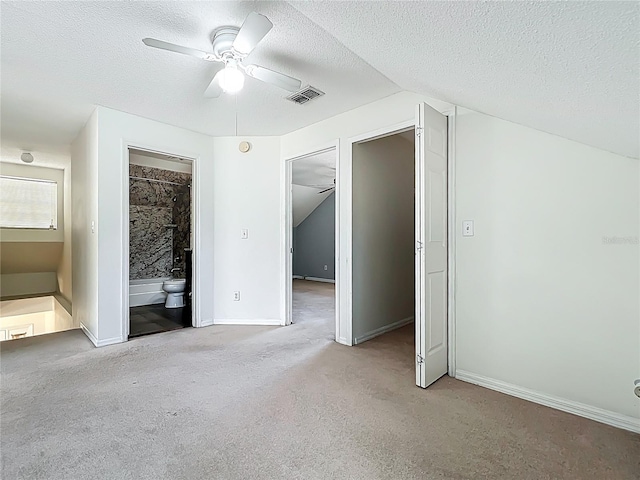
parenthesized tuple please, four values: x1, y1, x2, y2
(0, 174, 59, 230)
(0, 164, 64, 243)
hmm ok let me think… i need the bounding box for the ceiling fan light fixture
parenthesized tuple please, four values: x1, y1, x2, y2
(218, 64, 245, 94)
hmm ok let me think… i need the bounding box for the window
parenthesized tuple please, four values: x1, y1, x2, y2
(0, 175, 58, 229)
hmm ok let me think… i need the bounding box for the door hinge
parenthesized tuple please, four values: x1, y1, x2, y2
(416, 240, 423, 251)
(290, 247, 294, 253)
(416, 126, 423, 137)
(416, 354, 424, 365)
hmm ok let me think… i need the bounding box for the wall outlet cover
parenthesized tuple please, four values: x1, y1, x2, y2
(462, 220, 474, 237)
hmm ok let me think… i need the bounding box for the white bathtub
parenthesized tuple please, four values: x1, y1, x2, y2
(129, 277, 170, 307)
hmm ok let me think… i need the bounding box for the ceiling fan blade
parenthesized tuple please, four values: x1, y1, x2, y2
(318, 187, 335, 194)
(232, 12, 273, 55)
(142, 38, 216, 61)
(244, 65, 301, 92)
(204, 71, 223, 98)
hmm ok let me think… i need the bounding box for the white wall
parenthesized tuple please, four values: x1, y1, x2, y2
(76, 107, 282, 345)
(282, 91, 452, 343)
(0, 272, 57, 297)
(282, 91, 639, 430)
(455, 110, 640, 426)
(352, 135, 415, 343)
(212, 137, 282, 324)
(71, 110, 99, 341)
(0, 159, 71, 300)
(94, 107, 215, 344)
(57, 165, 72, 303)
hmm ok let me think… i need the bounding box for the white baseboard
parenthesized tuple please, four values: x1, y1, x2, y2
(292, 275, 304, 280)
(80, 323, 123, 348)
(96, 336, 124, 347)
(456, 370, 640, 434)
(199, 318, 214, 327)
(304, 276, 335, 284)
(213, 319, 282, 326)
(80, 323, 98, 347)
(354, 316, 414, 345)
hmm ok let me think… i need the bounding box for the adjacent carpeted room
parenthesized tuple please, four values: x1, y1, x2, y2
(1, 283, 638, 480)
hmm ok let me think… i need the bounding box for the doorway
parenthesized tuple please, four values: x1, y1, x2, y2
(285, 147, 338, 338)
(351, 128, 416, 357)
(127, 148, 194, 338)
(347, 102, 450, 389)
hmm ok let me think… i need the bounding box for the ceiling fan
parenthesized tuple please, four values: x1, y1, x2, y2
(142, 12, 302, 98)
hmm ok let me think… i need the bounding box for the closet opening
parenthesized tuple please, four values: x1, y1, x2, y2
(351, 129, 416, 362)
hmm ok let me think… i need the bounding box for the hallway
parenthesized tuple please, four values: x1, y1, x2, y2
(292, 279, 334, 330)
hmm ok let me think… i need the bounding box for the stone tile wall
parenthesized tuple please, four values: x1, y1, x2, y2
(129, 164, 191, 280)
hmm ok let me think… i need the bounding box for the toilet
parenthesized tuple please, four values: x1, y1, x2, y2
(162, 278, 186, 308)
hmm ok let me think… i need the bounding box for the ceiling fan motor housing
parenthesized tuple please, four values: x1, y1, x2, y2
(212, 27, 240, 59)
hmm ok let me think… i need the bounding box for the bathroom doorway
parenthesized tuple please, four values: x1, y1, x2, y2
(127, 148, 193, 338)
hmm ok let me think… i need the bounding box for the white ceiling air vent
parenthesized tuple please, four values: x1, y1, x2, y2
(286, 86, 325, 105)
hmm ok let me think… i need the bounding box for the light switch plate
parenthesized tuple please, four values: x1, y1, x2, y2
(462, 220, 474, 237)
(241, 229, 248, 239)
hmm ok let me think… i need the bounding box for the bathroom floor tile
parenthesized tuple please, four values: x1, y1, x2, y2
(129, 304, 190, 338)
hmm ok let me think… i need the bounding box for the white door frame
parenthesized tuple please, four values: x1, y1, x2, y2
(344, 106, 457, 376)
(282, 141, 340, 341)
(122, 143, 200, 340)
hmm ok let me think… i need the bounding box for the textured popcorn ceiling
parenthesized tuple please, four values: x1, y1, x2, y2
(0, 1, 398, 157)
(1, 1, 638, 160)
(291, 1, 639, 158)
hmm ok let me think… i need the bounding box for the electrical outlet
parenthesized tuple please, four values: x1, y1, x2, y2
(233, 291, 240, 301)
(324, 265, 328, 270)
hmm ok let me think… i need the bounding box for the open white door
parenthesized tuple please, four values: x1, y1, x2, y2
(415, 102, 448, 388)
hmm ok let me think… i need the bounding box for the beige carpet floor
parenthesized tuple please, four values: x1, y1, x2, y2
(1, 279, 638, 479)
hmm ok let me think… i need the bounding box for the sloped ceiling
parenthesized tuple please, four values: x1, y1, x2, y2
(292, 150, 336, 226)
(1, 1, 637, 160)
(291, 1, 639, 158)
(292, 185, 332, 227)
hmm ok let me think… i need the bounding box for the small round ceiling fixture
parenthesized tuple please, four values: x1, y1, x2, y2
(239, 141, 251, 153)
(20, 152, 34, 163)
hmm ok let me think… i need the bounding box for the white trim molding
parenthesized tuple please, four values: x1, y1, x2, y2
(199, 318, 214, 327)
(456, 370, 640, 434)
(122, 142, 201, 338)
(446, 106, 457, 377)
(213, 319, 282, 326)
(80, 323, 98, 346)
(81, 323, 124, 347)
(282, 141, 340, 335)
(354, 316, 414, 345)
(303, 276, 335, 284)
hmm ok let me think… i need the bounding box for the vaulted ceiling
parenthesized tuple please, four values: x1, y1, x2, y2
(1, 1, 638, 164)
(292, 150, 336, 227)
(292, 1, 639, 158)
